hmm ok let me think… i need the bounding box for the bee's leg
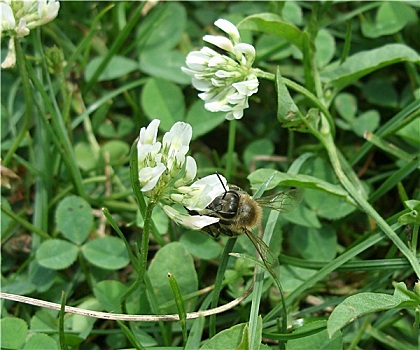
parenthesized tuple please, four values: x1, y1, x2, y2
(210, 231, 221, 239)
(185, 207, 199, 216)
(218, 226, 235, 237)
(202, 225, 221, 239)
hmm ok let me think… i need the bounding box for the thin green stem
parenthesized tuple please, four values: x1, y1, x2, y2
(225, 119, 236, 181)
(129, 140, 166, 247)
(3, 38, 31, 166)
(415, 307, 420, 345)
(411, 225, 419, 256)
(59, 292, 66, 350)
(120, 201, 156, 309)
(139, 202, 156, 282)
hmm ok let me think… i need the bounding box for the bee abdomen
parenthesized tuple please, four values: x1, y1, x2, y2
(236, 197, 262, 229)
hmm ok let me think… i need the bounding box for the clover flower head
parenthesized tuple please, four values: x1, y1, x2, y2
(182, 19, 259, 120)
(1, 0, 60, 38)
(1, 0, 60, 68)
(137, 119, 228, 230)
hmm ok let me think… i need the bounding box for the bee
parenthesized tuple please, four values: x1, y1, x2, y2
(196, 175, 301, 279)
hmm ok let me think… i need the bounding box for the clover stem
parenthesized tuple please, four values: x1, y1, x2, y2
(225, 119, 237, 180)
(120, 200, 156, 311)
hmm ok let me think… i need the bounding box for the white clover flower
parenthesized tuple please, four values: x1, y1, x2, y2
(182, 19, 259, 120)
(1, 0, 60, 68)
(137, 119, 196, 194)
(1, 0, 60, 38)
(137, 119, 228, 230)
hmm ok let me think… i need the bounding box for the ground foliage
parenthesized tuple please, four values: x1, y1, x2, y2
(1, 1, 419, 350)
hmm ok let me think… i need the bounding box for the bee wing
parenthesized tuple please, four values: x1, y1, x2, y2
(243, 229, 280, 282)
(256, 189, 302, 213)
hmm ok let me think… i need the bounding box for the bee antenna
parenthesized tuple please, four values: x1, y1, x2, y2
(215, 171, 228, 193)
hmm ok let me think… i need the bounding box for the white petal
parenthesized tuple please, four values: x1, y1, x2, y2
(37, 0, 60, 23)
(1, 38, 15, 69)
(207, 85, 236, 102)
(229, 108, 245, 120)
(162, 205, 219, 230)
(214, 70, 238, 78)
(225, 112, 235, 120)
(199, 85, 230, 104)
(183, 215, 219, 229)
(164, 122, 192, 146)
(197, 90, 216, 101)
(232, 78, 259, 95)
(192, 78, 213, 92)
(185, 173, 228, 210)
(174, 156, 197, 187)
(139, 119, 160, 146)
(139, 163, 166, 192)
(193, 174, 227, 197)
(214, 19, 240, 44)
(15, 18, 29, 37)
(226, 92, 244, 103)
(0, 3, 15, 31)
(201, 46, 219, 57)
(138, 142, 161, 165)
(185, 51, 210, 70)
(184, 156, 197, 183)
(170, 193, 184, 203)
(210, 77, 225, 87)
(163, 122, 192, 158)
(234, 43, 255, 55)
(203, 35, 234, 53)
(233, 43, 256, 65)
(21, 1, 35, 12)
(181, 67, 195, 77)
(205, 100, 231, 113)
(208, 54, 230, 67)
